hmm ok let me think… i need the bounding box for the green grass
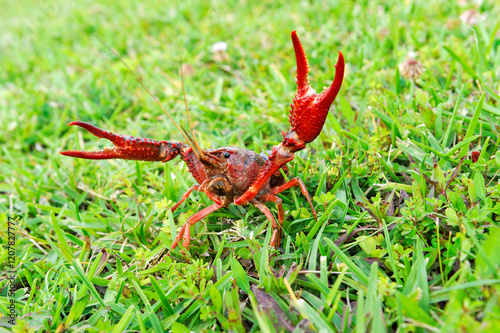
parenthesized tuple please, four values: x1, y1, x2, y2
(1, 0, 500, 331)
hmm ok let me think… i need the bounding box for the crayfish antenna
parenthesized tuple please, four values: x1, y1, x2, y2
(93, 34, 201, 157)
(180, 59, 206, 161)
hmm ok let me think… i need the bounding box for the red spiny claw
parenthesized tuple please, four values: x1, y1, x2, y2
(287, 31, 345, 146)
(235, 33, 345, 206)
(61, 121, 184, 162)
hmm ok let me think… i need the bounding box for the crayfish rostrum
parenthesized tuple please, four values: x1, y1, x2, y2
(61, 31, 345, 252)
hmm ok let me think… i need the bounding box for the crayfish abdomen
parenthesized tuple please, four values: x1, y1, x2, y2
(61, 30, 344, 253)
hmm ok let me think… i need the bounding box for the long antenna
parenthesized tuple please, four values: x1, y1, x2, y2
(180, 60, 205, 159)
(93, 34, 201, 157)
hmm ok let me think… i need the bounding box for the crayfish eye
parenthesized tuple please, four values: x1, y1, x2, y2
(223, 152, 230, 159)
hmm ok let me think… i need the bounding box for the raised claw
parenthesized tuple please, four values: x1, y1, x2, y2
(61, 121, 184, 162)
(287, 31, 345, 146)
(234, 32, 345, 206)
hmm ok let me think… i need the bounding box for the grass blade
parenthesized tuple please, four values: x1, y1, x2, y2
(459, 93, 486, 158)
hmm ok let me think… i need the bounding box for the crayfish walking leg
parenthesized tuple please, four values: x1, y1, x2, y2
(170, 185, 200, 212)
(269, 177, 317, 220)
(251, 200, 282, 248)
(259, 194, 284, 247)
(169, 203, 223, 254)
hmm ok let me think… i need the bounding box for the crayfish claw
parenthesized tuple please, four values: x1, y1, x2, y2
(291, 31, 311, 97)
(60, 147, 122, 160)
(61, 121, 185, 162)
(235, 32, 345, 206)
(287, 32, 345, 146)
(67, 121, 127, 147)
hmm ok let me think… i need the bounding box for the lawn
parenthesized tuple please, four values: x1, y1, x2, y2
(1, 0, 500, 332)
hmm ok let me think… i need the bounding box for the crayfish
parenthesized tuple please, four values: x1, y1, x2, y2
(61, 31, 345, 253)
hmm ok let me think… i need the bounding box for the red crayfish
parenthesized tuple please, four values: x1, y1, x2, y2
(61, 31, 345, 253)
